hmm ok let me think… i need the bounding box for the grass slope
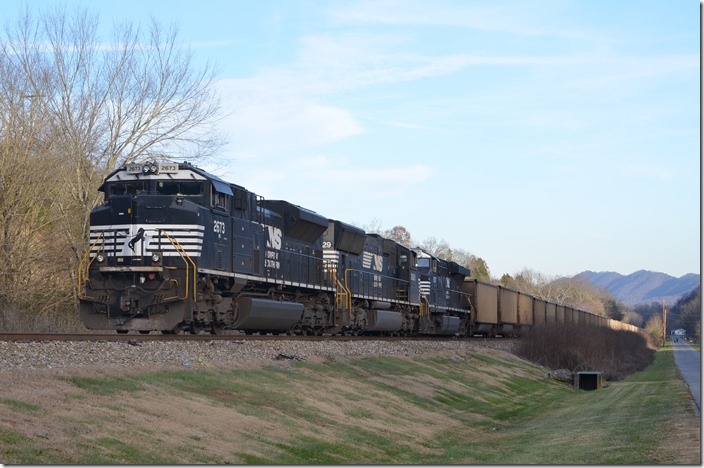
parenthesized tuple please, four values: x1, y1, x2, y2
(0, 348, 699, 464)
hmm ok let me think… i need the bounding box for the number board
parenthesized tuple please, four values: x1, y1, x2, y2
(158, 163, 179, 173)
(125, 164, 179, 174)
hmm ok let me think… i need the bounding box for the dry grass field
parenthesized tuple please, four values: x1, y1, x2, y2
(0, 344, 699, 464)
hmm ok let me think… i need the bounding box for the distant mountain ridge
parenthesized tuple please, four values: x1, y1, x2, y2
(574, 270, 700, 306)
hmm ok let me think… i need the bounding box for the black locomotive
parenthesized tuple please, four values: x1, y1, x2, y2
(78, 161, 639, 336)
(78, 161, 472, 335)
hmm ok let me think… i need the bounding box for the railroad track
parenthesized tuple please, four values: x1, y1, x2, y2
(0, 332, 490, 343)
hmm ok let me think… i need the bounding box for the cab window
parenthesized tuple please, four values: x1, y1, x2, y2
(157, 181, 202, 196)
(211, 186, 229, 210)
(108, 181, 149, 197)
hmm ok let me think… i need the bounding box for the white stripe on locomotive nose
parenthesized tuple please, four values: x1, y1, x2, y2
(89, 223, 206, 257)
(420, 280, 431, 295)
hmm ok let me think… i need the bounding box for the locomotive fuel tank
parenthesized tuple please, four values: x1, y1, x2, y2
(439, 316, 461, 334)
(233, 298, 304, 332)
(365, 309, 403, 333)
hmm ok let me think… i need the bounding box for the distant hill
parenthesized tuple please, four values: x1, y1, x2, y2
(574, 270, 700, 306)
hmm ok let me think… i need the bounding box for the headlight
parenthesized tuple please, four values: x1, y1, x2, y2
(96, 254, 105, 263)
(141, 163, 159, 174)
(152, 253, 161, 262)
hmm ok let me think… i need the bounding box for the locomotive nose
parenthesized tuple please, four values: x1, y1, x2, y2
(109, 196, 134, 224)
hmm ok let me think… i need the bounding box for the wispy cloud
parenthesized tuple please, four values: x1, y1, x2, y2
(213, 153, 434, 214)
(330, 0, 593, 40)
(215, 79, 364, 153)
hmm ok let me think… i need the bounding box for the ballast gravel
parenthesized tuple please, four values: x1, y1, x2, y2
(0, 338, 517, 371)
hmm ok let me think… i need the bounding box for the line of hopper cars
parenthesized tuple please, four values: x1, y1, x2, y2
(77, 160, 639, 336)
(463, 280, 640, 336)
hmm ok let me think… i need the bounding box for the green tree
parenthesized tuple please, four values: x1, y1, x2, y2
(671, 287, 701, 341)
(467, 256, 490, 282)
(603, 298, 624, 320)
(500, 273, 512, 286)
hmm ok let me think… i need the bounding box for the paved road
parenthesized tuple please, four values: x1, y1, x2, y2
(672, 339, 701, 414)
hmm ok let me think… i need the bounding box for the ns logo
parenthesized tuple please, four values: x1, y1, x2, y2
(372, 254, 383, 272)
(266, 225, 282, 250)
(363, 251, 383, 272)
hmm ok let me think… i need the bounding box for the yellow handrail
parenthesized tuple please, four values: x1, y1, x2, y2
(419, 295, 430, 317)
(331, 267, 351, 311)
(77, 233, 105, 299)
(160, 230, 197, 302)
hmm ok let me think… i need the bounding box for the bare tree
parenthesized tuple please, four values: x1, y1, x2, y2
(644, 314, 664, 344)
(362, 218, 385, 235)
(386, 225, 412, 247)
(622, 310, 645, 327)
(444, 248, 490, 281)
(1, 5, 226, 237)
(502, 268, 612, 315)
(0, 65, 72, 318)
(418, 236, 452, 259)
(0, 4, 227, 328)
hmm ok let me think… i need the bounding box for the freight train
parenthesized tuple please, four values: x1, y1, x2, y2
(78, 161, 639, 336)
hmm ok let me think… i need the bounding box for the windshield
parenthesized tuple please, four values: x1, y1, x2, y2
(157, 181, 202, 196)
(108, 181, 149, 197)
(107, 181, 203, 197)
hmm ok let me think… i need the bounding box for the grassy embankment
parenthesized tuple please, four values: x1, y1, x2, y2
(0, 342, 699, 464)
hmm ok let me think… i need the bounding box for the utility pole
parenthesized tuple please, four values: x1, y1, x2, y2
(662, 301, 667, 346)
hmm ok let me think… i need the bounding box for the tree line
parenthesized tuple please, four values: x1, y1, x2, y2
(0, 5, 226, 330)
(405, 217, 701, 342)
(366, 220, 696, 331)
(637, 288, 701, 344)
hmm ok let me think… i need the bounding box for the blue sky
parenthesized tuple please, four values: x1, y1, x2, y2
(5, 0, 700, 278)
